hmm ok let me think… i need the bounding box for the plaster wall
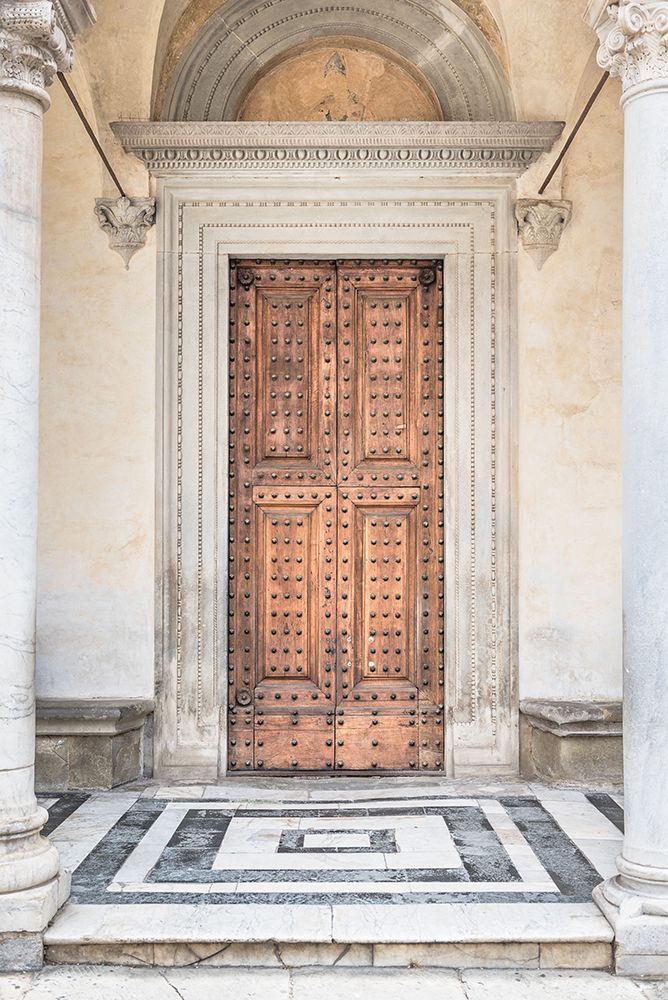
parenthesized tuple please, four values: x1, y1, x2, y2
(37, 81, 156, 699)
(511, 28, 624, 698)
(35, 0, 624, 709)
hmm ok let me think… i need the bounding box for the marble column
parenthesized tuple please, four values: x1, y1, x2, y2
(586, 0, 668, 977)
(0, 0, 92, 970)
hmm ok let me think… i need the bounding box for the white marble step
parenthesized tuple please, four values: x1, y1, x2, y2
(44, 900, 613, 969)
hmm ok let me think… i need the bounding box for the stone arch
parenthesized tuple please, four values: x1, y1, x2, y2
(158, 0, 515, 121)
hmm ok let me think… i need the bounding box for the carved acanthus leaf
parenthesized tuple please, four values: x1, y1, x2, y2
(515, 199, 572, 271)
(596, 0, 668, 90)
(94, 196, 156, 269)
(0, 1, 73, 106)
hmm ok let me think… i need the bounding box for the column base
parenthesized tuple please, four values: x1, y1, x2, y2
(595, 876, 668, 978)
(0, 871, 71, 971)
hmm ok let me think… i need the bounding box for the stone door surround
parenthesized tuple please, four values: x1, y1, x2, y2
(114, 120, 564, 781)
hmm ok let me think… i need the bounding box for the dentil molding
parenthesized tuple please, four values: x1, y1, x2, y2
(111, 121, 564, 175)
(515, 198, 572, 270)
(94, 196, 156, 269)
(0, 0, 94, 107)
(589, 0, 668, 91)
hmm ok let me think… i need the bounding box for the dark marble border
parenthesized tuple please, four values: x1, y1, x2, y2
(586, 793, 624, 834)
(278, 828, 398, 853)
(42, 792, 90, 837)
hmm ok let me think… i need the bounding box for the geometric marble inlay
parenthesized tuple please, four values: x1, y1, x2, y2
(40, 788, 623, 906)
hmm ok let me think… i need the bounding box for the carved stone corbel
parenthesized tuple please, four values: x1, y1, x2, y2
(94, 196, 156, 269)
(515, 198, 572, 270)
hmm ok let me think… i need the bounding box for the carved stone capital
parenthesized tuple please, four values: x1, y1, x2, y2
(0, 1, 94, 107)
(94, 196, 156, 269)
(515, 199, 572, 271)
(594, 0, 668, 91)
(0, 1, 71, 107)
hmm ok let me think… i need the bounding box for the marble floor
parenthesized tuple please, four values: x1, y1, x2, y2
(39, 778, 622, 967)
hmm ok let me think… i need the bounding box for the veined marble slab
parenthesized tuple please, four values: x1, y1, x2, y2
(331, 902, 614, 944)
(45, 902, 333, 944)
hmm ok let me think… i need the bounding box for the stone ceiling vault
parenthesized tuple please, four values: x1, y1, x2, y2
(156, 0, 515, 121)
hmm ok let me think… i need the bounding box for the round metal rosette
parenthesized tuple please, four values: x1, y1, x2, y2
(237, 268, 255, 289)
(236, 688, 253, 707)
(419, 267, 437, 287)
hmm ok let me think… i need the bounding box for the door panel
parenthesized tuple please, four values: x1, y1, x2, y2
(335, 713, 421, 771)
(255, 714, 334, 772)
(253, 487, 336, 705)
(228, 262, 337, 772)
(337, 489, 420, 703)
(337, 262, 437, 486)
(334, 262, 444, 771)
(233, 260, 337, 487)
(228, 259, 444, 773)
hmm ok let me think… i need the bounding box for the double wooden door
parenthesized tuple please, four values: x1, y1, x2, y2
(228, 259, 444, 772)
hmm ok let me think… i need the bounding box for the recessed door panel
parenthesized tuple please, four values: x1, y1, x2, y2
(334, 713, 421, 772)
(337, 262, 440, 487)
(231, 261, 336, 487)
(338, 489, 420, 702)
(253, 487, 336, 702)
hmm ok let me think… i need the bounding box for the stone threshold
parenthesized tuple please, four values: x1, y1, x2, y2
(44, 900, 613, 969)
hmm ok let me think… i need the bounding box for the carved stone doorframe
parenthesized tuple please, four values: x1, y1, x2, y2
(114, 121, 562, 780)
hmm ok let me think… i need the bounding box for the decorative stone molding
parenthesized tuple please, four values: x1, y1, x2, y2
(94, 196, 156, 269)
(51, 0, 95, 43)
(592, 0, 668, 91)
(520, 699, 623, 737)
(515, 198, 572, 270)
(111, 121, 564, 176)
(152, 182, 517, 779)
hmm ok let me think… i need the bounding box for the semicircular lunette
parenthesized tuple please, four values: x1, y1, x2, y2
(160, 0, 515, 122)
(236, 37, 444, 122)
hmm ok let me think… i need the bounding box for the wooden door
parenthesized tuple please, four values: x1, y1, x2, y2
(228, 260, 444, 772)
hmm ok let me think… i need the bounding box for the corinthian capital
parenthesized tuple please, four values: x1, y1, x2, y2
(516, 199, 572, 271)
(0, 1, 92, 108)
(594, 0, 668, 90)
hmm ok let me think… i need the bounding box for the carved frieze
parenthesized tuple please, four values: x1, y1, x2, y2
(594, 0, 668, 90)
(94, 196, 156, 269)
(111, 121, 564, 176)
(515, 198, 572, 270)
